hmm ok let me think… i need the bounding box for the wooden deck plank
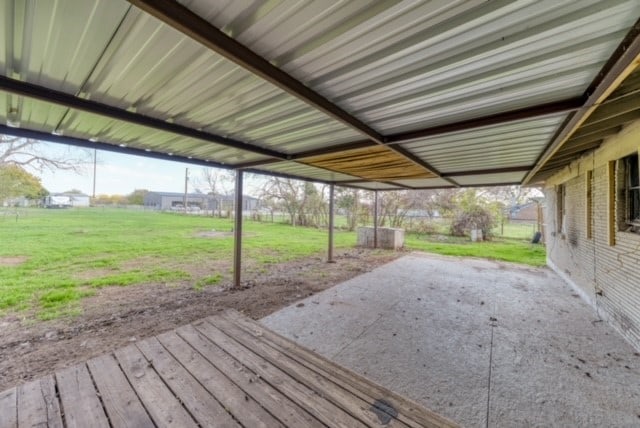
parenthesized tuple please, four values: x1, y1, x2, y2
(225, 311, 458, 428)
(174, 326, 324, 428)
(136, 337, 240, 428)
(211, 315, 409, 428)
(55, 364, 110, 428)
(191, 319, 367, 428)
(157, 331, 287, 428)
(0, 387, 17, 428)
(114, 344, 198, 428)
(2, 310, 456, 428)
(17, 375, 63, 428)
(87, 354, 154, 428)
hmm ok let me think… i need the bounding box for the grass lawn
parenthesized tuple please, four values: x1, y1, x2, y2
(0, 208, 356, 320)
(405, 233, 546, 266)
(0, 208, 545, 320)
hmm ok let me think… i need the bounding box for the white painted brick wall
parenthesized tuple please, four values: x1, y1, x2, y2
(545, 121, 640, 350)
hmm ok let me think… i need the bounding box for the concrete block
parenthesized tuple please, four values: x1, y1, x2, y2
(357, 226, 404, 249)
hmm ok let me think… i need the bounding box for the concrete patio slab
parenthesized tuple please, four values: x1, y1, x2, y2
(261, 253, 640, 427)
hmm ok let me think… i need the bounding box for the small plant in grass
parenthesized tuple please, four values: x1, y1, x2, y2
(194, 274, 223, 290)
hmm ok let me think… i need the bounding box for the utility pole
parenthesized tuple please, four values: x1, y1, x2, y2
(183, 168, 189, 214)
(92, 149, 97, 200)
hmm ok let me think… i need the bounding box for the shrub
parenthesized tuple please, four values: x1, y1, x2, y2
(450, 205, 496, 240)
(410, 219, 437, 236)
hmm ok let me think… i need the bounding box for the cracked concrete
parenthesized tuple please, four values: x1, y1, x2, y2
(261, 252, 640, 427)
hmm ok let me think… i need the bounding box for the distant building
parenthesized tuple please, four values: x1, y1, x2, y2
(43, 193, 90, 208)
(3, 196, 37, 207)
(508, 202, 539, 221)
(143, 191, 260, 212)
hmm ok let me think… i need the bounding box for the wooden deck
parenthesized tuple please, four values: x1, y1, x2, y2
(0, 310, 457, 428)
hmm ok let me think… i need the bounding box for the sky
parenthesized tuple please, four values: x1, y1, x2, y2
(35, 141, 262, 196)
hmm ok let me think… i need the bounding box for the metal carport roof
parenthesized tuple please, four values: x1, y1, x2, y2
(2, 0, 640, 189)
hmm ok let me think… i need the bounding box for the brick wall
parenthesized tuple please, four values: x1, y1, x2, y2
(545, 120, 640, 350)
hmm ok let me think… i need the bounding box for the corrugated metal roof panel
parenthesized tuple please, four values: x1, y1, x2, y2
(0, 0, 130, 92)
(2, 0, 361, 158)
(1, 92, 67, 132)
(398, 114, 566, 174)
(257, 161, 361, 183)
(185, 0, 640, 134)
(77, 5, 361, 155)
(453, 172, 527, 186)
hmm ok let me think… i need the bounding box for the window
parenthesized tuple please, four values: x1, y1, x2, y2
(620, 153, 640, 233)
(557, 184, 565, 234)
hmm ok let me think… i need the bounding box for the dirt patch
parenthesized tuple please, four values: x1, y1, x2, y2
(194, 230, 234, 238)
(0, 248, 401, 391)
(0, 256, 28, 267)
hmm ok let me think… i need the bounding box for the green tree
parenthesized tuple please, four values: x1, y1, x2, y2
(127, 189, 149, 205)
(0, 164, 48, 203)
(336, 188, 360, 231)
(449, 189, 497, 239)
(62, 189, 84, 194)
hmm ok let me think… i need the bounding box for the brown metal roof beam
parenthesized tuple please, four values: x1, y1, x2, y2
(243, 168, 334, 186)
(242, 168, 379, 191)
(128, 0, 462, 186)
(0, 76, 287, 162)
(128, 0, 385, 145)
(385, 98, 583, 143)
(234, 158, 283, 169)
(441, 165, 532, 177)
(292, 140, 374, 161)
(524, 18, 640, 184)
(385, 145, 458, 186)
(287, 98, 582, 163)
(381, 181, 413, 190)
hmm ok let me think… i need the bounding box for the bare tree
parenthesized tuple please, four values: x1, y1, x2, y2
(197, 168, 234, 216)
(1, 135, 89, 173)
(478, 185, 543, 206)
(260, 177, 305, 226)
(259, 177, 329, 227)
(336, 188, 362, 231)
(378, 191, 417, 227)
